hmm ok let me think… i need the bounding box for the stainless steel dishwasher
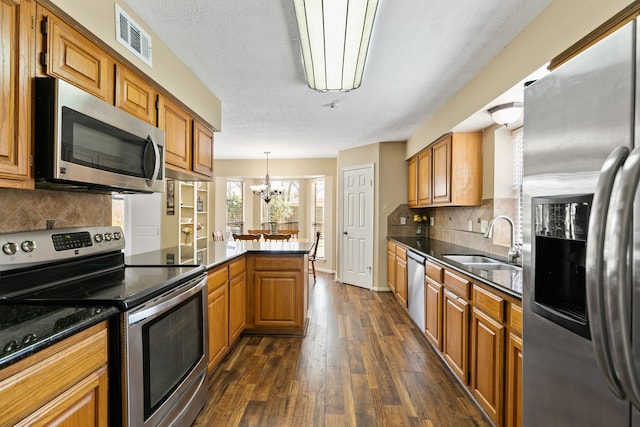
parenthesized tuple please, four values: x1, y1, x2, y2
(407, 250, 426, 332)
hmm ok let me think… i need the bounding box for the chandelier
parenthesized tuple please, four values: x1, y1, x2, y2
(250, 152, 283, 203)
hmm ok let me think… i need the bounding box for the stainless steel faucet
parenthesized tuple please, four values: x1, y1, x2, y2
(484, 215, 522, 263)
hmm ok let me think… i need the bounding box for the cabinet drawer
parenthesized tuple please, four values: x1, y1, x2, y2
(229, 257, 246, 278)
(208, 265, 228, 292)
(444, 269, 470, 299)
(395, 245, 407, 260)
(509, 303, 523, 335)
(253, 256, 303, 271)
(426, 260, 443, 282)
(472, 285, 505, 322)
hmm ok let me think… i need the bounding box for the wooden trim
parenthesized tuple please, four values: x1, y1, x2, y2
(549, 2, 640, 70)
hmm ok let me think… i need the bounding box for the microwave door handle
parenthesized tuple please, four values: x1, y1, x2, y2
(586, 146, 628, 399)
(143, 135, 161, 187)
(605, 145, 640, 407)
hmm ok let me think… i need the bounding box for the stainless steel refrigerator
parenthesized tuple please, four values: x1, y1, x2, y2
(523, 18, 640, 426)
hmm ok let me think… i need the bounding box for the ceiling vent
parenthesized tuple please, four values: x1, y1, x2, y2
(115, 4, 152, 67)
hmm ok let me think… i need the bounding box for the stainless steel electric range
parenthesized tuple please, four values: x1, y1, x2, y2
(0, 226, 209, 426)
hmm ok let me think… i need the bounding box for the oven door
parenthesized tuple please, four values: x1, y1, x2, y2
(123, 273, 208, 427)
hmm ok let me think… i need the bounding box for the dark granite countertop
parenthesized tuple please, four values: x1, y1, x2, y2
(388, 236, 522, 299)
(126, 240, 315, 271)
(0, 304, 118, 369)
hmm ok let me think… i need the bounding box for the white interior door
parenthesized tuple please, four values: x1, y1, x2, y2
(124, 193, 162, 256)
(341, 164, 373, 289)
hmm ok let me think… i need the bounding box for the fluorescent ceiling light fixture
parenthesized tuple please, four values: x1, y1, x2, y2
(250, 152, 283, 204)
(293, 0, 379, 92)
(488, 102, 523, 126)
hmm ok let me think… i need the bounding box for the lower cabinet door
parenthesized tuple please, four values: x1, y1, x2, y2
(470, 308, 505, 425)
(22, 366, 108, 426)
(505, 332, 523, 427)
(229, 271, 247, 344)
(425, 276, 442, 350)
(253, 271, 302, 329)
(208, 281, 229, 371)
(442, 289, 469, 383)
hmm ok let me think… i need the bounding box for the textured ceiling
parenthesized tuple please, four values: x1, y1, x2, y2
(122, 0, 551, 159)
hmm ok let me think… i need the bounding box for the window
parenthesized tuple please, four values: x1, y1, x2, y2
(226, 179, 244, 233)
(312, 178, 325, 259)
(261, 180, 299, 230)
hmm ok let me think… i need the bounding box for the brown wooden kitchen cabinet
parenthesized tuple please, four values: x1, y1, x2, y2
(0, 322, 109, 426)
(407, 156, 417, 207)
(0, 0, 34, 189)
(395, 244, 408, 307)
(417, 147, 432, 206)
(442, 268, 471, 383)
(158, 95, 192, 173)
(407, 132, 482, 208)
(505, 303, 523, 427)
(207, 265, 229, 372)
(192, 119, 214, 178)
(387, 241, 397, 293)
(246, 254, 309, 335)
(425, 260, 444, 350)
(228, 257, 247, 345)
(115, 64, 157, 125)
(38, 8, 113, 101)
(159, 95, 215, 180)
(470, 285, 506, 425)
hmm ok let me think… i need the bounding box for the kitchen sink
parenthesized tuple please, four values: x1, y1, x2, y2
(443, 254, 503, 264)
(443, 254, 521, 271)
(464, 263, 521, 271)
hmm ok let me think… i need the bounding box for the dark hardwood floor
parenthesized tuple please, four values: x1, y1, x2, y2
(193, 273, 491, 427)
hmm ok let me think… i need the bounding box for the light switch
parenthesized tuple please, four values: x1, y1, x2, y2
(400, 216, 406, 225)
(481, 220, 488, 233)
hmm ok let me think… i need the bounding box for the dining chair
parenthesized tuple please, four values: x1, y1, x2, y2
(277, 230, 299, 239)
(263, 234, 291, 241)
(247, 229, 270, 235)
(309, 231, 320, 282)
(232, 233, 261, 241)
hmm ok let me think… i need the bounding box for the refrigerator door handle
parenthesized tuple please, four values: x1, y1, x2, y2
(605, 144, 640, 407)
(586, 145, 629, 399)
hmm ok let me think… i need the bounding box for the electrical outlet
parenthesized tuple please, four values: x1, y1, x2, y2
(429, 217, 434, 226)
(481, 220, 488, 233)
(467, 220, 473, 231)
(400, 216, 406, 225)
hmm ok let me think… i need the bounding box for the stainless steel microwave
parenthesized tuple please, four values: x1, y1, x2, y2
(34, 77, 165, 193)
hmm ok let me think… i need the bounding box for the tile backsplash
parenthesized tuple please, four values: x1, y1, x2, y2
(0, 189, 112, 232)
(387, 199, 519, 260)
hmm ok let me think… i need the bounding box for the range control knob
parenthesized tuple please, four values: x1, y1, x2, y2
(94, 234, 104, 243)
(2, 242, 17, 256)
(104, 233, 113, 242)
(20, 240, 36, 253)
(113, 231, 122, 240)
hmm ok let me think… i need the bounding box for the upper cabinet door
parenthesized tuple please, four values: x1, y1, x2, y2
(43, 12, 112, 101)
(192, 119, 214, 178)
(0, 0, 34, 188)
(158, 95, 192, 171)
(115, 64, 156, 125)
(407, 156, 417, 207)
(432, 135, 452, 204)
(417, 148, 432, 206)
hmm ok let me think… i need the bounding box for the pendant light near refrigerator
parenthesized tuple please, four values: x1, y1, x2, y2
(293, 0, 379, 92)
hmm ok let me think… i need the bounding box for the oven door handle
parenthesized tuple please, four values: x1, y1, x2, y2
(605, 144, 640, 407)
(586, 145, 628, 399)
(127, 274, 206, 325)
